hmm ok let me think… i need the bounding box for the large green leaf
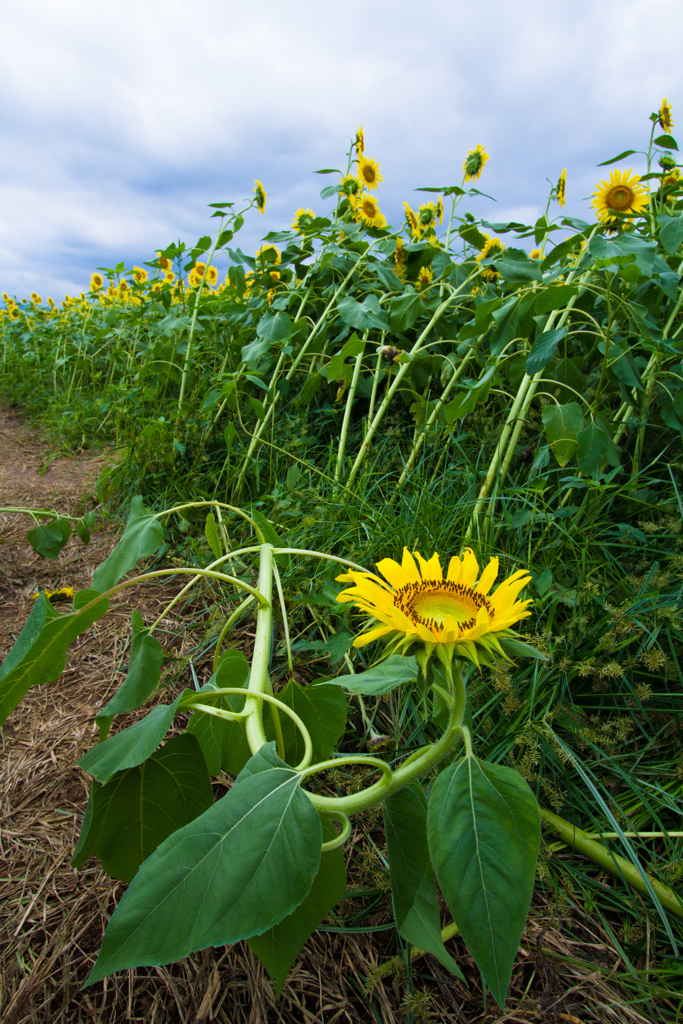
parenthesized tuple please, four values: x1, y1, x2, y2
(329, 655, 418, 696)
(384, 783, 464, 980)
(389, 291, 422, 333)
(658, 213, 683, 255)
(91, 496, 165, 594)
(267, 681, 347, 766)
(0, 591, 109, 728)
(427, 756, 540, 1010)
(577, 421, 614, 475)
(247, 820, 346, 995)
(525, 327, 567, 375)
(78, 691, 188, 783)
(97, 609, 164, 720)
(72, 733, 213, 882)
(541, 402, 584, 467)
(84, 744, 322, 986)
(186, 651, 251, 776)
(27, 517, 71, 560)
(337, 295, 389, 332)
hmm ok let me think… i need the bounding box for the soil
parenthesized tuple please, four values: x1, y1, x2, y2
(0, 406, 651, 1024)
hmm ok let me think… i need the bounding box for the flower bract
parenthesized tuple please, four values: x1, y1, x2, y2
(591, 169, 649, 222)
(463, 144, 488, 182)
(337, 547, 532, 666)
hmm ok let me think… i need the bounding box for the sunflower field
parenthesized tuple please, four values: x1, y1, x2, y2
(2, 101, 683, 1023)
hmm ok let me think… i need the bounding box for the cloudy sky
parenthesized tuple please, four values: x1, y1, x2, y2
(1, 0, 681, 301)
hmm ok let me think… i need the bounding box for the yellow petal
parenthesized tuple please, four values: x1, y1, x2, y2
(353, 625, 396, 648)
(401, 548, 421, 582)
(375, 556, 409, 590)
(475, 557, 499, 596)
(459, 548, 480, 587)
(446, 556, 462, 583)
(414, 551, 443, 581)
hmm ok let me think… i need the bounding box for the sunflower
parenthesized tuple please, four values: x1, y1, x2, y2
(194, 262, 207, 277)
(157, 255, 172, 271)
(659, 98, 674, 134)
(436, 197, 444, 224)
(663, 168, 682, 193)
(556, 169, 566, 208)
(205, 265, 219, 286)
(31, 586, 75, 602)
(337, 547, 532, 665)
(90, 273, 104, 291)
(357, 155, 383, 190)
(152, 282, 162, 293)
(591, 168, 649, 222)
(354, 194, 387, 229)
(164, 270, 176, 283)
(47, 297, 54, 309)
(356, 124, 365, 156)
(476, 234, 505, 265)
(187, 269, 202, 288)
(403, 201, 421, 238)
(30, 292, 41, 304)
(292, 208, 317, 234)
(339, 174, 361, 198)
(256, 243, 282, 265)
(529, 248, 542, 260)
(463, 144, 488, 182)
(254, 180, 267, 213)
(416, 266, 434, 291)
(417, 201, 437, 232)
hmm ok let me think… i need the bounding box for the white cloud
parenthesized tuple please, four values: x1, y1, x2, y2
(1, 0, 681, 298)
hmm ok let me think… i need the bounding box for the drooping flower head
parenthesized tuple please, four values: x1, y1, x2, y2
(253, 180, 267, 213)
(292, 208, 317, 235)
(30, 292, 41, 304)
(418, 201, 438, 233)
(404, 201, 421, 238)
(356, 124, 365, 156)
(436, 197, 444, 224)
(354, 194, 387, 229)
(476, 235, 505, 281)
(659, 98, 674, 135)
(463, 144, 488, 182)
(356, 155, 383, 190)
(556, 169, 567, 208)
(337, 548, 532, 666)
(591, 169, 649, 223)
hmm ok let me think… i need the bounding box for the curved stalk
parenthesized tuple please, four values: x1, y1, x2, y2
(335, 332, 368, 481)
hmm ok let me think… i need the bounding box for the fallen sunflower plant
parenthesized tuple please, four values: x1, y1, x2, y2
(0, 497, 542, 1009)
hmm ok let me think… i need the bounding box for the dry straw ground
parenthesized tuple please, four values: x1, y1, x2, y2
(0, 407, 652, 1023)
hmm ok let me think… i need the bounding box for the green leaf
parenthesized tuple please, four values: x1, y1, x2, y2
(658, 213, 683, 254)
(97, 609, 164, 720)
(79, 691, 188, 783)
(293, 372, 322, 409)
(250, 509, 290, 569)
(384, 784, 465, 979)
(576, 421, 617, 475)
(533, 285, 579, 315)
(597, 149, 637, 166)
(329, 655, 418, 695)
(443, 365, 496, 425)
(526, 327, 567, 375)
(459, 224, 488, 249)
(247, 820, 346, 995)
(655, 134, 679, 151)
(91, 497, 165, 594)
(186, 652, 251, 776)
(0, 591, 109, 728)
(427, 756, 540, 1010)
(72, 733, 213, 882)
(494, 248, 542, 284)
(337, 295, 389, 332)
(499, 638, 548, 661)
(204, 513, 221, 559)
(27, 517, 72, 560)
(389, 291, 422, 333)
(541, 402, 584, 467)
(290, 631, 354, 665)
(269, 681, 347, 766)
(256, 311, 293, 345)
(84, 744, 322, 986)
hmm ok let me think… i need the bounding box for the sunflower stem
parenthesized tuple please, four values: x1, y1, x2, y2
(335, 331, 369, 482)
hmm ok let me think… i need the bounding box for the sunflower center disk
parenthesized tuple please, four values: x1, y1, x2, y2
(394, 581, 491, 633)
(608, 186, 633, 211)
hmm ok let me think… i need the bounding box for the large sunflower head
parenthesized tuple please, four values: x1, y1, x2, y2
(556, 169, 567, 208)
(591, 169, 649, 223)
(90, 272, 104, 291)
(356, 155, 383, 190)
(337, 547, 532, 666)
(354, 194, 387, 229)
(253, 180, 267, 213)
(463, 144, 488, 182)
(292, 208, 317, 235)
(157, 255, 172, 271)
(659, 98, 674, 135)
(133, 266, 148, 284)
